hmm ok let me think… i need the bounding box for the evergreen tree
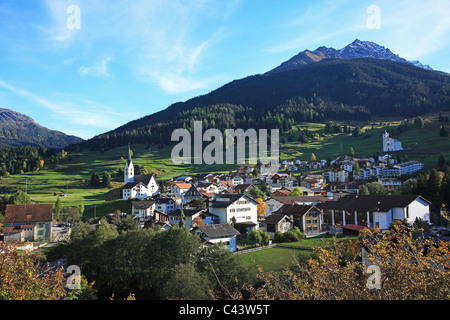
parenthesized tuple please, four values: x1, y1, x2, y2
(54, 197, 63, 221)
(349, 147, 355, 156)
(90, 173, 100, 187)
(438, 153, 447, 168)
(426, 169, 441, 208)
(414, 116, 425, 128)
(102, 171, 112, 188)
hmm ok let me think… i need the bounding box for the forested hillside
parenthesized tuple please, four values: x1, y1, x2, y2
(69, 58, 450, 152)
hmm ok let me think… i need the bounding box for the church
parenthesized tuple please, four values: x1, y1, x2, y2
(382, 131, 402, 152)
(122, 144, 159, 200)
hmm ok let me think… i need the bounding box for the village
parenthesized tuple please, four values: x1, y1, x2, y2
(3, 131, 448, 255)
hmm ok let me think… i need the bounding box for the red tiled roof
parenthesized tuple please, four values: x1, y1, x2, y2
(341, 224, 366, 231)
(5, 204, 53, 223)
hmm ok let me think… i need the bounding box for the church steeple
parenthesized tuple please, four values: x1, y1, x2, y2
(124, 143, 134, 184)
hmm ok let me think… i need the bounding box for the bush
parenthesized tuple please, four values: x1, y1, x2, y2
(283, 227, 305, 242)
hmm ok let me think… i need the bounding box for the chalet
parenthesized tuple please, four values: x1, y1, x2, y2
(167, 208, 206, 228)
(265, 196, 331, 217)
(196, 182, 219, 194)
(3, 204, 53, 242)
(183, 184, 203, 204)
(143, 209, 170, 229)
(208, 193, 259, 229)
(131, 200, 156, 223)
(217, 180, 235, 193)
(274, 204, 323, 235)
(168, 182, 192, 197)
(230, 175, 244, 186)
(234, 184, 255, 194)
(317, 194, 431, 230)
(155, 196, 181, 213)
(191, 223, 240, 252)
(263, 214, 294, 239)
(309, 161, 324, 170)
(273, 189, 291, 197)
(271, 173, 297, 187)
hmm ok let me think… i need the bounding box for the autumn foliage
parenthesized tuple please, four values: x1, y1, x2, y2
(242, 221, 450, 300)
(0, 244, 67, 300)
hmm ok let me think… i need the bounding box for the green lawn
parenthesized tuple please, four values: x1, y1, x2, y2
(238, 235, 359, 272)
(238, 247, 313, 273)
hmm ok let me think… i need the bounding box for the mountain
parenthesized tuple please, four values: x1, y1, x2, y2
(70, 41, 450, 152)
(0, 108, 83, 149)
(269, 39, 433, 74)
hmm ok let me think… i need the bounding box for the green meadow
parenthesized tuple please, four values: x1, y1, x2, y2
(238, 235, 358, 272)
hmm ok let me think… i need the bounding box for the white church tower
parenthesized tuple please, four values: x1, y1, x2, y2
(124, 143, 134, 184)
(383, 131, 402, 152)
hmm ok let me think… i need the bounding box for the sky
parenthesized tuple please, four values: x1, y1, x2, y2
(0, 0, 449, 140)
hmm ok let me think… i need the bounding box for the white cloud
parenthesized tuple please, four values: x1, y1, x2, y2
(40, 0, 237, 94)
(77, 57, 112, 77)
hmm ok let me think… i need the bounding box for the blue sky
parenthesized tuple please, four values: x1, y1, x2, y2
(0, 0, 449, 140)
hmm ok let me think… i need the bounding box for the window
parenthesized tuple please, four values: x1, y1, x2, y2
(307, 219, 311, 224)
(313, 219, 318, 224)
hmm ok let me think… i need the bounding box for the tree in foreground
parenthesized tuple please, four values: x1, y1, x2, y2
(240, 220, 450, 300)
(0, 244, 66, 300)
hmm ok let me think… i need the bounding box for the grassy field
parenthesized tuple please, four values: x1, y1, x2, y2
(1, 112, 449, 219)
(238, 235, 358, 272)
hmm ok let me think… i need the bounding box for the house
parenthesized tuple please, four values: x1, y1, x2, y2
(196, 182, 219, 194)
(317, 194, 431, 230)
(300, 174, 325, 189)
(325, 170, 349, 183)
(122, 144, 159, 200)
(182, 184, 203, 204)
(234, 184, 255, 194)
(217, 180, 235, 193)
(208, 194, 259, 229)
(168, 182, 192, 197)
(377, 178, 402, 189)
(191, 223, 240, 252)
(167, 208, 206, 229)
(155, 196, 181, 213)
(265, 196, 331, 217)
(3, 204, 53, 242)
(273, 204, 323, 235)
(273, 189, 291, 197)
(271, 173, 297, 187)
(263, 214, 294, 239)
(131, 200, 156, 223)
(230, 175, 244, 186)
(143, 209, 170, 229)
(309, 161, 324, 170)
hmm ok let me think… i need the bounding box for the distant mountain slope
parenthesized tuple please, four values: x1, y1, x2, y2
(70, 41, 450, 152)
(269, 39, 434, 74)
(0, 108, 83, 149)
